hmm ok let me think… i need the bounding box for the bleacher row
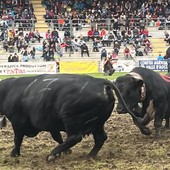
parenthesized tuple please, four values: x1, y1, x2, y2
(0, 0, 169, 63)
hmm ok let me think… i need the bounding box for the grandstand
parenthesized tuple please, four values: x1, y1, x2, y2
(0, 0, 169, 64)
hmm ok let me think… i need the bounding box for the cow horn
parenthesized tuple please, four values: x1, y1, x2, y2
(111, 82, 143, 125)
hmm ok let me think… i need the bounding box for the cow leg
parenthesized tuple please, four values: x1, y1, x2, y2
(11, 131, 24, 157)
(47, 134, 82, 162)
(154, 116, 163, 139)
(163, 117, 170, 129)
(50, 131, 72, 155)
(87, 125, 107, 158)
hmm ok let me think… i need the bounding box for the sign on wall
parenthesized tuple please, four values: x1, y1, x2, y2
(60, 61, 98, 73)
(139, 60, 168, 71)
(0, 62, 57, 75)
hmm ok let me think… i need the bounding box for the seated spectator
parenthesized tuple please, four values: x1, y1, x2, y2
(87, 28, 94, 41)
(101, 34, 109, 47)
(80, 42, 89, 57)
(100, 28, 107, 38)
(92, 38, 100, 52)
(108, 33, 115, 46)
(65, 37, 73, 52)
(93, 28, 100, 40)
(8, 54, 13, 62)
(124, 46, 131, 59)
(34, 30, 43, 43)
(24, 33, 30, 44)
(72, 38, 81, 52)
(12, 53, 19, 62)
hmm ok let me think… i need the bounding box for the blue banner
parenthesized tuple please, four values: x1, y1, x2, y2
(139, 60, 168, 71)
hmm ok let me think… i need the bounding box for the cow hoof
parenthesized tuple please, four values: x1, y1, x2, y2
(140, 127, 152, 136)
(46, 153, 60, 162)
(63, 149, 72, 155)
(10, 150, 20, 157)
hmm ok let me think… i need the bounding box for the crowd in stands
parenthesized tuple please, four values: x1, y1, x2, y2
(0, 0, 169, 63)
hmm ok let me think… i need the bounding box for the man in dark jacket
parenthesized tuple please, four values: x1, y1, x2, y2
(80, 43, 90, 57)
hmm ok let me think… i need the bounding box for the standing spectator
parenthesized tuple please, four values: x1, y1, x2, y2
(45, 29, 51, 40)
(80, 43, 90, 57)
(51, 28, 59, 43)
(21, 47, 29, 62)
(101, 48, 107, 61)
(30, 47, 36, 60)
(157, 54, 164, 61)
(130, 45, 136, 59)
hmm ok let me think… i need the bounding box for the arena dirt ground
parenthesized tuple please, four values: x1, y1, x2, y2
(0, 112, 170, 170)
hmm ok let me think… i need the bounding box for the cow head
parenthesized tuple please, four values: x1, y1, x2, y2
(115, 73, 145, 114)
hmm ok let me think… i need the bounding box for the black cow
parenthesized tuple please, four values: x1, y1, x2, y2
(115, 67, 170, 139)
(0, 74, 141, 161)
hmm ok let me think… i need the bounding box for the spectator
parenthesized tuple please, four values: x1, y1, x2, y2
(21, 47, 29, 62)
(124, 46, 131, 59)
(80, 42, 89, 57)
(101, 48, 107, 61)
(93, 28, 100, 40)
(130, 45, 136, 59)
(8, 54, 13, 62)
(34, 30, 43, 43)
(30, 47, 36, 60)
(164, 31, 170, 45)
(51, 28, 59, 43)
(92, 38, 100, 52)
(45, 29, 51, 40)
(12, 53, 19, 62)
(103, 56, 115, 76)
(101, 34, 109, 47)
(157, 54, 164, 61)
(65, 37, 73, 52)
(87, 28, 94, 41)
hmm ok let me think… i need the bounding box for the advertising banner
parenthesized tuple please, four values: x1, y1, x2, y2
(0, 62, 56, 75)
(139, 60, 168, 71)
(60, 61, 98, 73)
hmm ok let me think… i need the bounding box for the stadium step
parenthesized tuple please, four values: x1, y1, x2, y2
(150, 38, 168, 57)
(31, 0, 48, 32)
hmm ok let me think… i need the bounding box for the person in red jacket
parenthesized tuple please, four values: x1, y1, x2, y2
(87, 28, 94, 41)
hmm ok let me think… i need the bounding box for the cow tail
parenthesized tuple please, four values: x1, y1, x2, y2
(108, 81, 143, 125)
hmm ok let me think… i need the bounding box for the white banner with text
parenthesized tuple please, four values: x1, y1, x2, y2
(0, 62, 57, 75)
